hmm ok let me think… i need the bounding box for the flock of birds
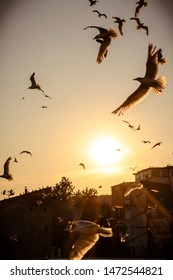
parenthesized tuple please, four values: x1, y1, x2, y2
(0, 0, 169, 260)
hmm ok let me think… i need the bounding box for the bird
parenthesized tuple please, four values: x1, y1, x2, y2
(133, 125, 141, 131)
(28, 72, 45, 93)
(84, 25, 117, 64)
(135, 0, 148, 17)
(88, 0, 99, 6)
(124, 182, 143, 196)
(41, 106, 47, 109)
(141, 140, 151, 144)
(44, 94, 52, 100)
(93, 10, 107, 19)
(14, 157, 18, 163)
(79, 163, 85, 170)
(157, 48, 166, 64)
(129, 166, 138, 171)
(112, 43, 167, 115)
(0, 157, 13, 181)
(112, 16, 126, 35)
(130, 17, 149, 35)
(123, 120, 134, 130)
(19, 150, 32, 157)
(151, 142, 162, 149)
(68, 220, 112, 260)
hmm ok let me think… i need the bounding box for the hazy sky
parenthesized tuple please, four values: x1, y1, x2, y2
(0, 0, 173, 198)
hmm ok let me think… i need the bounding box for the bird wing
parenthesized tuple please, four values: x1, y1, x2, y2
(151, 142, 162, 149)
(84, 25, 108, 34)
(112, 84, 150, 115)
(79, 163, 85, 169)
(145, 44, 159, 79)
(135, 4, 141, 17)
(30, 73, 37, 87)
(69, 233, 99, 260)
(3, 157, 11, 176)
(97, 36, 112, 63)
(130, 17, 141, 25)
(93, 10, 99, 14)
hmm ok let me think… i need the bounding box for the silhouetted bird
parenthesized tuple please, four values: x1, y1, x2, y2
(129, 166, 138, 171)
(134, 125, 141, 131)
(141, 140, 151, 144)
(19, 150, 32, 157)
(151, 142, 162, 149)
(28, 72, 45, 93)
(93, 10, 107, 18)
(69, 220, 112, 260)
(14, 157, 18, 163)
(84, 26, 117, 64)
(123, 120, 134, 130)
(112, 44, 167, 115)
(44, 94, 52, 99)
(130, 17, 149, 35)
(135, 0, 148, 17)
(79, 163, 85, 170)
(41, 106, 47, 109)
(2, 190, 6, 195)
(88, 0, 99, 6)
(112, 16, 126, 35)
(8, 189, 15, 196)
(0, 157, 13, 181)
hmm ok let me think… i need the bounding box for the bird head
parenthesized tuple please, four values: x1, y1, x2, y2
(133, 77, 142, 82)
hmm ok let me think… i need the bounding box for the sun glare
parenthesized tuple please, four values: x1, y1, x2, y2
(90, 137, 126, 166)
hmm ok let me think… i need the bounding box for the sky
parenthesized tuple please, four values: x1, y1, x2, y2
(0, 0, 173, 198)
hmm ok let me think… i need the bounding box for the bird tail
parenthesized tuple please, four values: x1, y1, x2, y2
(153, 76, 167, 95)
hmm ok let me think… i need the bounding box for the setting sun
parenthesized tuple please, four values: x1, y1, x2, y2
(90, 137, 126, 166)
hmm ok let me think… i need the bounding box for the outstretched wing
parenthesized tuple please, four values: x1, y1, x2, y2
(84, 25, 108, 34)
(112, 84, 150, 116)
(97, 36, 111, 63)
(30, 73, 37, 87)
(3, 157, 11, 176)
(69, 233, 99, 260)
(145, 44, 159, 79)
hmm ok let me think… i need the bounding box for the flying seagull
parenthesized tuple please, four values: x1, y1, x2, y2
(130, 17, 149, 35)
(19, 150, 32, 157)
(151, 142, 162, 149)
(79, 163, 85, 170)
(112, 44, 167, 115)
(135, 0, 148, 17)
(0, 157, 13, 181)
(141, 140, 151, 144)
(28, 72, 45, 93)
(88, 0, 99, 6)
(124, 182, 143, 196)
(84, 25, 117, 64)
(68, 220, 112, 260)
(112, 16, 126, 35)
(93, 10, 107, 19)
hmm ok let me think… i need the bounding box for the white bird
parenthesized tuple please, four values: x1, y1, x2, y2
(124, 182, 143, 196)
(0, 157, 13, 181)
(112, 44, 167, 115)
(69, 220, 112, 260)
(84, 26, 117, 64)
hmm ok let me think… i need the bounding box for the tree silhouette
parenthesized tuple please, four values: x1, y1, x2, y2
(51, 177, 75, 203)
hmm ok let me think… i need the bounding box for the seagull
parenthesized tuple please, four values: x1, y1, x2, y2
(44, 94, 52, 100)
(141, 140, 151, 144)
(112, 44, 167, 115)
(84, 25, 117, 64)
(28, 72, 45, 93)
(79, 163, 85, 170)
(88, 0, 99, 6)
(93, 10, 107, 19)
(133, 125, 141, 131)
(112, 16, 126, 35)
(151, 142, 162, 149)
(129, 166, 138, 171)
(0, 157, 13, 181)
(124, 182, 143, 196)
(19, 150, 32, 157)
(123, 120, 134, 130)
(135, 0, 148, 17)
(130, 17, 149, 35)
(68, 220, 112, 260)
(41, 106, 47, 109)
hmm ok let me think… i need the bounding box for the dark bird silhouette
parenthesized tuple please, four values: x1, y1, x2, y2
(151, 142, 162, 149)
(112, 44, 167, 115)
(79, 163, 85, 170)
(44, 94, 52, 100)
(129, 166, 138, 171)
(88, 0, 99, 6)
(112, 16, 126, 35)
(123, 120, 134, 130)
(158, 48, 166, 64)
(2, 190, 6, 195)
(68, 220, 112, 260)
(134, 125, 141, 131)
(84, 25, 117, 64)
(28, 72, 45, 93)
(135, 0, 148, 17)
(93, 10, 107, 18)
(19, 150, 32, 157)
(41, 106, 47, 109)
(0, 157, 13, 181)
(141, 140, 151, 144)
(130, 17, 149, 35)
(8, 188, 15, 196)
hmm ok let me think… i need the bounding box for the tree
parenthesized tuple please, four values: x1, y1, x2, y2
(51, 177, 75, 203)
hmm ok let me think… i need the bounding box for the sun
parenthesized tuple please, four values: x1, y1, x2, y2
(90, 137, 126, 166)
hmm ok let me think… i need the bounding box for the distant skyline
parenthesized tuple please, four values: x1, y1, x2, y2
(0, 0, 173, 198)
